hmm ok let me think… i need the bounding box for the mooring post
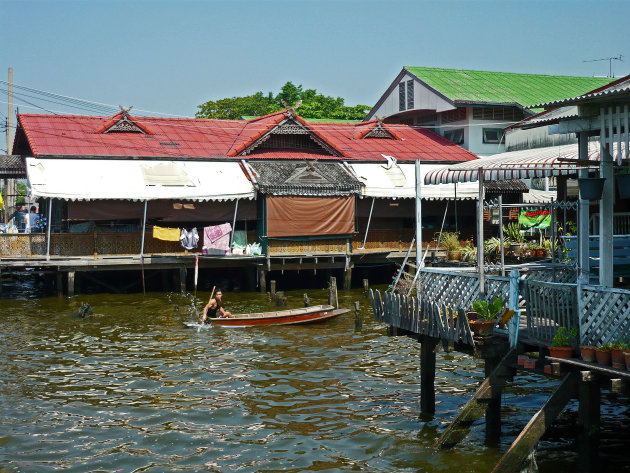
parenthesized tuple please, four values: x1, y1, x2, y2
(179, 267, 187, 294)
(258, 267, 267, 293)
(420, 335, 439, 414)
(303, 293, 309, 307)
(67, 271, 75, 297)
(328, 276, 338, 308)
(362, 278, 369, 296)
(270, 280, 277, 298)
(577, 370, 600, 473)
(56, 271, 63, 298)
(354, 301, 361, 329)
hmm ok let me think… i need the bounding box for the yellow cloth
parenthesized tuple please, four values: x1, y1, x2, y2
(0, 192, 3, 211)
(153, 226, 180, 242)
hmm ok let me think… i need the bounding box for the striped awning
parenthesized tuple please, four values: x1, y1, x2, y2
(424, 141, 622, 185)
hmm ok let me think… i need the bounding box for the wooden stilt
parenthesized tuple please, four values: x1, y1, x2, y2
(258, 267, 267, 293)
(492, 373, 578, 473)
(56, 271, 63, 298)
(67, 271, 75, 297)
(577, 370, 599, 473)
(0, 267, 2, 296)
(437, 349, 517, 449)
(354, 301, 362, 330)
(420, 335, 440, 414)
(362, 278, 369, 296)
(303, 293, 309, 307)
(343, 266, 352, 290)
(270, 280, 277, 298)
(328, 276, 338, 308)
(179, 267, 187, 294)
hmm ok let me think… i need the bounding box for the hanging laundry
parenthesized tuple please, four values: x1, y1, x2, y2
(203, 223, 232, 254)
(153, 225, 180, 242)
(180, 228, 199, 250)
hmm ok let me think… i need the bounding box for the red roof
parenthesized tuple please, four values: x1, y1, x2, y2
(16, 111, 478, 163)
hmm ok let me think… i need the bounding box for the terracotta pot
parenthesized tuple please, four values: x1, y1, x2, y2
(611, 348, 626, 369)
(544, 364, 552, 375)
(535, 248, 545, 258)
(625, 351, 630, 371)
(580, 346, 596, 363)
(524, 359, 536, 369)
(466, 311, 479, 321)
(595, 349, 611, 366)
(518, 355, 528, 367)
(548, 346, 574, 358)
(447, 250, 462, 261)
(468, 319, 495, 337)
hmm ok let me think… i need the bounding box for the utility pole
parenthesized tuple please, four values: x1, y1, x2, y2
(3, 67, 13, 223)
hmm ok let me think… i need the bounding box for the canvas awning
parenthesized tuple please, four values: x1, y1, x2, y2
(349, 163, 479, 200)
(423, 141, 617, 185)
(25, 158, 255, 201)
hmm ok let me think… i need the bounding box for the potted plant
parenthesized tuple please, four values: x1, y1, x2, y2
(468, 297, 504, 337)
(504, 223, 524, 254)
(548, 327, 577, 358)
(610, 340, 630, 369)
(595, 342, 612, 366)
(461, 242, 477, 264)
(578, 175, 606, 201)
(438, 231, 462, 261)
(580, 345, 596, 363)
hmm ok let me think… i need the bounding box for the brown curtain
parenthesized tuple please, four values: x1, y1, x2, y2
(267, 196, 355, 237)
(68, 201, 145, 221)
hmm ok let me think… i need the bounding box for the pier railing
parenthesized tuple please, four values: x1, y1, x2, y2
(580, 284, 630, 346)
(524, 280, 578, 346)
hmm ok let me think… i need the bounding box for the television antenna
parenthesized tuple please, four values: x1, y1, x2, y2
(583, 54, 623, 78)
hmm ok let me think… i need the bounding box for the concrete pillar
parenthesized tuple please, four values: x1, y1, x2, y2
(600, 108, 614, 287)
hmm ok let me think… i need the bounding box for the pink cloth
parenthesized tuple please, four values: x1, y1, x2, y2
(203, 223, 232, 251)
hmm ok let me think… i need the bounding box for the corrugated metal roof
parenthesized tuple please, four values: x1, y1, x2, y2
(424, 142, 618, 184)
(532, 76, 630, 108)
(484, 179, 529, 193)
(508, 106, 579, 130)
(247, 161, 362, 196)
(0, 155, 26, 178)
(404, 67, 613, 108)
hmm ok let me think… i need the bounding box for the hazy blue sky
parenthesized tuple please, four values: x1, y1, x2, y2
(1, 0, 629, 129)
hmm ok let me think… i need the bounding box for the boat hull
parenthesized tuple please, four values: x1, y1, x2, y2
(209, 305, 349, 327)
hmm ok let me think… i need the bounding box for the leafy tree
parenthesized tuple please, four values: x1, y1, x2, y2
(196, 82, 369, 120)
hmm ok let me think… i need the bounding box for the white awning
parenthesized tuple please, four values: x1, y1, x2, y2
(26, 158, 255, 201)
(424, 141, 620, 185)
(349, 163, 479, 200)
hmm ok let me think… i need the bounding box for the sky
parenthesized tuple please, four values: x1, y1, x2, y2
(1, 0, 630, 147)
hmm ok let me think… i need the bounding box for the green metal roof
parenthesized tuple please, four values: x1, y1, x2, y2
(404, 67, 614, 108)
(242, 115, 360, 123)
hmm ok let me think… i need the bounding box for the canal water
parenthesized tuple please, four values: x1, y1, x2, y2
(1, 284, 628, 472)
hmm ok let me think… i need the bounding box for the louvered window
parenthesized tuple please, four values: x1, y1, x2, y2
(406, 80, 414, 110)
(399, 83, 405, 112)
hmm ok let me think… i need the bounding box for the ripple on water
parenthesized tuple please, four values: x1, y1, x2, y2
(1, 288, 629, 472)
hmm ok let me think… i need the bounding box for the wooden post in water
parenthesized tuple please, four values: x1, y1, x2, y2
(343, 266, 352, 290)
(67, 271, 75, 297)
(328, 276, 338, 308)
(303, 293, 309, 307)
(270, 280, 277, 298)
(362, 278, 369, 297)
(258, 266, 267, 293)
(420, 335, 439, 414)
(56, 271, 63, 298)
(354, 301, 362, 330)
(577, 370, 600, 473)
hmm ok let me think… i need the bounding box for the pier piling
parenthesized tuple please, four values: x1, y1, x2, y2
(67, 271, 75, 297)
(420, 336, 439, 414)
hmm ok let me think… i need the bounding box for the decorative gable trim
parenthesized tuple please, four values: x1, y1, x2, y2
(236, 112, 343, 157)
(96, 108, 154, 135)
(354, 119, 402, 140)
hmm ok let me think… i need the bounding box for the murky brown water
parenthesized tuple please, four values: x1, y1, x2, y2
(1, 283, 628, 472)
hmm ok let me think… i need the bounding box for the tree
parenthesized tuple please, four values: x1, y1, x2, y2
(196, 82, 369, 120)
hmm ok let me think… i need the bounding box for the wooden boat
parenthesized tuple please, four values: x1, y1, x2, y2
(190, 304, 349, 328)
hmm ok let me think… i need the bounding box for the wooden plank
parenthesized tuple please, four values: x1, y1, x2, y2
(492, 373, 578, 473)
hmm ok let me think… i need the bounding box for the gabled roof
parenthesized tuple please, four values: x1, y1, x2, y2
(532, 74, 630, 108)
(16, 110, 479, 163)
(404, 67, 614, 109)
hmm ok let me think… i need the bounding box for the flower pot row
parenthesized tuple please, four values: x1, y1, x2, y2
(579, 345, 630, 370)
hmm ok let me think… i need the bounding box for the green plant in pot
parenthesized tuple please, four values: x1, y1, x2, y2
(467, 297, 504, 337)
(504, 223, 524, 254)
(437, 231, 461, 261)
(595, 342, 613, 366)
(548, 326, 578, 358)
(610, 340, 630, 369)
(461, 242, 477, 264)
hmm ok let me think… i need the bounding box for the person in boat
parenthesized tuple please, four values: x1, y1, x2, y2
(202, 289, 232, 323)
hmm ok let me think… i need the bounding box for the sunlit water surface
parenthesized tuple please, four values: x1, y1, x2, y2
(1, 285, 628, 472)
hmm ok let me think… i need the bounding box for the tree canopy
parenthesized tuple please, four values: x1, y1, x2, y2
(196, 82, 369, 121)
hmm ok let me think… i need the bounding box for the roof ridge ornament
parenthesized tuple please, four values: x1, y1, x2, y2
(281, 99, 302, 118)
(100, 106, 151, 134)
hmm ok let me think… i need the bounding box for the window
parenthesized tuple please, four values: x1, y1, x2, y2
(406, 80, 414, 110)
(443, 128, 464, 144)
(483, 128, 504, 144)
(398, 83, 405, 112)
